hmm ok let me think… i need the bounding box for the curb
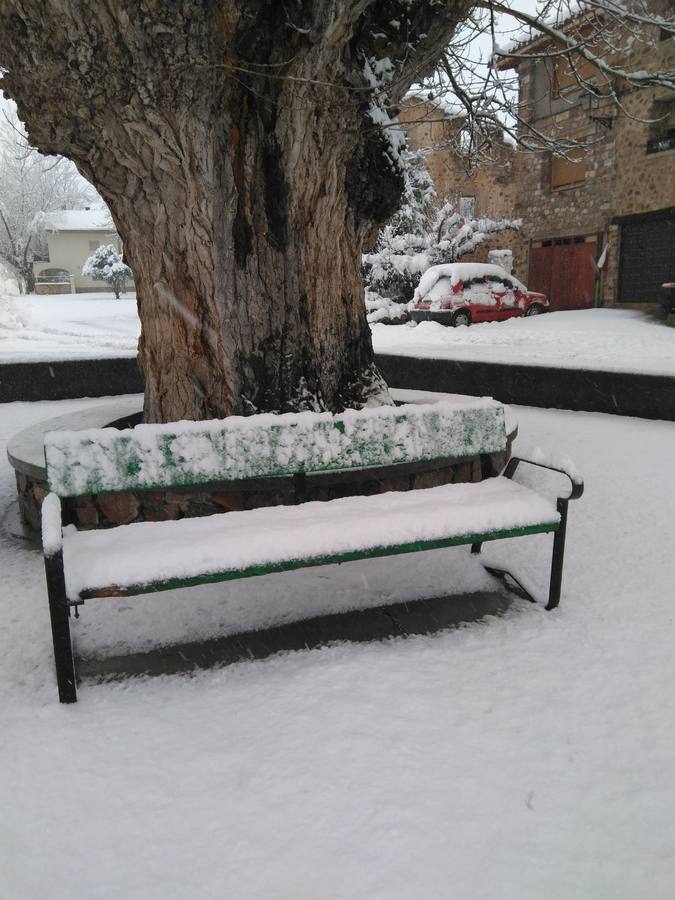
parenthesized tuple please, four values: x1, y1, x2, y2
(375, 354, 675, 421)
(1, 354, 673, 420)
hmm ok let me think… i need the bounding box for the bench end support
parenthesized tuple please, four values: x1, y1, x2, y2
(45, 551, 77, 703)
(546, 499, 569, 611)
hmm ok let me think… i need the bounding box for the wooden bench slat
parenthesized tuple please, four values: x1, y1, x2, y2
(45, 399, 506, 497)
(61, 477, 559, 600)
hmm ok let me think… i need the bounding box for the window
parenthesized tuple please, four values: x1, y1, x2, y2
(459, 196, 476, 218)
(36, 268, 71, 284)
(646, 129, 675, 154)
(550, 152, 586, 189)
(647, 101, 675, 154)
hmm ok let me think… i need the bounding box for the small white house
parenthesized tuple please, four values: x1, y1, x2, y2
(33, 208, 134, 294)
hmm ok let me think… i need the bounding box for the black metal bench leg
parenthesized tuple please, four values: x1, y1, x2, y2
(45, 551, 77, 703)
(546, 500, 569, 611)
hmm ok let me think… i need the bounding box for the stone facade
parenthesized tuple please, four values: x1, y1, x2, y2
(399, 100, 524, 275)
(399, 100, 520, 221)
(397, 15, 674, 304)
(503, 11, 675, 308)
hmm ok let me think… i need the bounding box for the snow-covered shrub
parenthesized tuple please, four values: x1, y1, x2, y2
(82, 244, 132, 298)
(364, 290, 410, 325)
(363, 152, 521, 323)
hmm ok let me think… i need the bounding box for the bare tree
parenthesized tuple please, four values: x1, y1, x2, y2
(413, 1, 675, 162)
(0, 1, 671, 421)
(0, 106, 96, 292)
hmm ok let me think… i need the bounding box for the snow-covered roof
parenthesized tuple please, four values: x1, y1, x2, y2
(42, 209, 115, 232)
(403, 91, 463, 120)
(496, 1, 587, 62)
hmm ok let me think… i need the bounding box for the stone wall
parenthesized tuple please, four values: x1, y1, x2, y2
(400, 101, 520, 218)
(15, 451, 510, 536)
(35, 283, 72, 295)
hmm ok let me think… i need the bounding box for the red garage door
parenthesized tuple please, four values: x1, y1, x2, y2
(529, 235, 598, 310)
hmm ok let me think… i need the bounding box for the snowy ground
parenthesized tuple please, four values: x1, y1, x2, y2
(2, 294, 675, 377)
(373, 308, 675, 376)
(2, 394, 675, 898)
(0, 292, 138, 361)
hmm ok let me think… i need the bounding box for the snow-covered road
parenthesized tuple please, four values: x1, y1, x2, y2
(0, 292, 139, 361)
(373, 308, 675, 376)
(3, 294, 675, 376)
(2, 395, 674, 898)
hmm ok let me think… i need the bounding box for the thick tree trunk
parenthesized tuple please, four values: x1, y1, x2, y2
(95, 97, 386, 420)
(0, 0, 470, 421)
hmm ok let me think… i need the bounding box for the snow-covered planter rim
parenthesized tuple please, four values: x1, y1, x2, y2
(44, 398, 507, 497)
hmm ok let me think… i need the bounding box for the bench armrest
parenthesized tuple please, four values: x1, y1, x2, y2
(42, 493, 64, 557)
(504, 448, 584, 501)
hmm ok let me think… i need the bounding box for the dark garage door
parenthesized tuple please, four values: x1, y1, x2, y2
(529, 235, 598, 311)
(618, 214, 675, 302)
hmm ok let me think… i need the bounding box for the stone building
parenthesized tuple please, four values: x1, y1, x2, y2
(399, 98, 523, 273)
(398, 9, 673, 312)
(499, 7, 675, 311)
(399, 97, 520, 221)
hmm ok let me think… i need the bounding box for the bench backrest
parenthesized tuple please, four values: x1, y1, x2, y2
(44, 399, 506, 498)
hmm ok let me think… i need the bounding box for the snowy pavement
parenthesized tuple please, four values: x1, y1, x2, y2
(3, 294, 675, 378)
(373, 308, 675, 376)
(0, 292, 139, 361)
(2, 395, 675, 898)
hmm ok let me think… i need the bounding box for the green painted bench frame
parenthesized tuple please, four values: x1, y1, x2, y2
(42, 402, 582, 703)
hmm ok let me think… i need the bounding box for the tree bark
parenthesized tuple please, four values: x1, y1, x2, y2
(19, 261, 35, 295)
(0, 0, 471, 421)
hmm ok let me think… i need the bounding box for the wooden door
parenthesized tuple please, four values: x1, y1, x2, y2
(529, 236, 597, 311)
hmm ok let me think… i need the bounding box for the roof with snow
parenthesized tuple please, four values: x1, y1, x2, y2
(496, 2, 588, 68)
(42, 209, 115, 232)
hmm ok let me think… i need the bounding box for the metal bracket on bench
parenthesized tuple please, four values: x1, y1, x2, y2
(67, 599, 85, 619)
(482, 565, 538, 604)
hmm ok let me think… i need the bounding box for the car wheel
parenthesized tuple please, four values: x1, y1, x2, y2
(526, 303, 544, 316)
(452, 309, 471, 327)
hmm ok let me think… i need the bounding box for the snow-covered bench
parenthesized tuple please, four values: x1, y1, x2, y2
(41, 400, 583, 702)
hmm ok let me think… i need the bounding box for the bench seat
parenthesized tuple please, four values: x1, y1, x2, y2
(62, 476, 559, 600)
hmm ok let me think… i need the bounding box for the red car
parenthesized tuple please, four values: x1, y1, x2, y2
(410, 263, 548, 326)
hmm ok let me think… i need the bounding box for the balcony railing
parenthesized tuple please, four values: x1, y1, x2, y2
(646, 130, 675, 155)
